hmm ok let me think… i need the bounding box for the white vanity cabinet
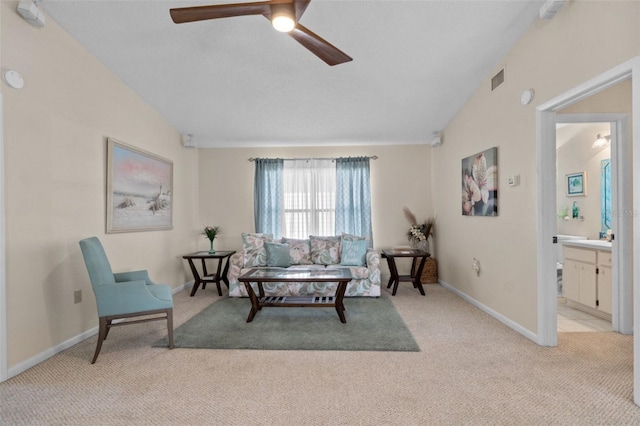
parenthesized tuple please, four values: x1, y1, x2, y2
(562, 243, 612, 318)
(562, 247, 597, 308)
(597, 250, 612, 315)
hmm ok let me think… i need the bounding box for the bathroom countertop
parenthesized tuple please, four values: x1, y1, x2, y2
(561, 240, 612, 251)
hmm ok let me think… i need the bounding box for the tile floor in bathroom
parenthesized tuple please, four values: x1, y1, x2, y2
(557, 298, 612, 332)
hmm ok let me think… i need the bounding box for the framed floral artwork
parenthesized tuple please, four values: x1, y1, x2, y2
(106, 138, 173, 233)
(462, 147, 498, 216)
(566, 171, 587, 197)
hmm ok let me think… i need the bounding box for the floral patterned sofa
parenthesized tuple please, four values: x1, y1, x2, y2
(228, 233, 381, 297)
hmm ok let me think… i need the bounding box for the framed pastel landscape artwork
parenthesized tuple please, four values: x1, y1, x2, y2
(462, 147, 498, 216)
(106, 138, 173, 233)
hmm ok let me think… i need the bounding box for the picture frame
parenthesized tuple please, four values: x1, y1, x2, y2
(461, 147, 498, 216)
(106, 138, 173, 233)
(566, 171, 587, 197)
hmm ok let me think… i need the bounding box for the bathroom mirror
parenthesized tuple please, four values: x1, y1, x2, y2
(601, 158, 611, 233)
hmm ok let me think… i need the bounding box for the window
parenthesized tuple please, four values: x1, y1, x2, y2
(283, 159, 335, 239)
(254, 157, 372, 242)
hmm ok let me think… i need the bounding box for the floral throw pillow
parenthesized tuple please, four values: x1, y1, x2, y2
(242, 233, 273, 267)
(282, 238, 312, 265)
(309, 235, 341, 265)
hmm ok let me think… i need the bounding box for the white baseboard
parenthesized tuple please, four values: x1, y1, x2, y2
(173, 281, 192, 294)
(8, 326, 99, 379)
(6, 281, 193, 380)
(438, 279, 539, 343)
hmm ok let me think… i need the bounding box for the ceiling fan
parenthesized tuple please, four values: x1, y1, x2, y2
(169, 0, 353, 66)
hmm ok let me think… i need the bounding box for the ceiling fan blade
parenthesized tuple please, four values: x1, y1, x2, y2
(289, 24, 352, 66)
(170, 2, 275, 24)
(293, 0, 311, 21)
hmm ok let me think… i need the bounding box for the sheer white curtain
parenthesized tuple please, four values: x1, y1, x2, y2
(283, 159, 335, 239)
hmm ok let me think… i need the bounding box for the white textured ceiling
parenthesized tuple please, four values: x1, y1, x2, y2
(39, 0, 544, 148)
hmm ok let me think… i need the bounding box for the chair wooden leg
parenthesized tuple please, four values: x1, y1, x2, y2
(166, 308, 174, 349)
(104, 319, 113, 340)
(91, 317, 108, 364)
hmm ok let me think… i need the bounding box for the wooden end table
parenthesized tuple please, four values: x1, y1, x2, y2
(381, 249, 430, 296)
(237, 268, 353, 323)
(183, 251, 236, 297)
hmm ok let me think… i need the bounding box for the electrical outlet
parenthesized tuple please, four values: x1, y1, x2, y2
(472, 258, 481, 276)
(74, 290, 82, 304)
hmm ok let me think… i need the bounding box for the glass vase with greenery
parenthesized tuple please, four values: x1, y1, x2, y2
(203, 225, 222, 254)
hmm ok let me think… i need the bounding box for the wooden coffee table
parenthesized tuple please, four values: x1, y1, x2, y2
(237, 268, 353, 323)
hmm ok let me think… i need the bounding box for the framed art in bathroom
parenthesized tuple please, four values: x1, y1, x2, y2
(566, 171, 587, 196)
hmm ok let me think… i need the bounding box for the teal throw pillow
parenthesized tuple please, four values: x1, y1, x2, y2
(265, 242, 291, 268)
(341, 232, 372, 249)
(340, 239, 368, 266)
(341, 232, 366, 241)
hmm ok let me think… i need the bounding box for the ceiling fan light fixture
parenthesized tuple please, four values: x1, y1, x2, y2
(272, 15, 295, 32)
(271, 4, 295, 32)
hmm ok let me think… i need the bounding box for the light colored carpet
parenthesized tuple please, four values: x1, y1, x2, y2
(1, 284, 638, 425)
(153, 294, 419, 351)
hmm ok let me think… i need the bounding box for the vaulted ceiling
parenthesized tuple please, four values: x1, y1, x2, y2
(39, 0, 544, 148)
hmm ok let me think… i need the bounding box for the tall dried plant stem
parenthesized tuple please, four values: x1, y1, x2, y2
(403, 207, 417, 226)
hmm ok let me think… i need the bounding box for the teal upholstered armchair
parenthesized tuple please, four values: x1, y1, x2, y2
(79, 237, 174, 363)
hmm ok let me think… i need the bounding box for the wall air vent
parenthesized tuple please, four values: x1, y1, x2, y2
(491, 69, 505, 91)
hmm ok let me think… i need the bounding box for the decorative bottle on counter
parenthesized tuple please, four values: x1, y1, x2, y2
(572, 201, 579, 219)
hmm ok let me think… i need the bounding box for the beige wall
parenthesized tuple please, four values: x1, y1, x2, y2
(432, 0, 640, 332)
(561, 79, 634, 116)
(2, 3, 199, 368)
(197, 145, 433, 263)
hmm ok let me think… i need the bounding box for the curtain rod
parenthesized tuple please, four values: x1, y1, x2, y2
(248, 156, 378, 162)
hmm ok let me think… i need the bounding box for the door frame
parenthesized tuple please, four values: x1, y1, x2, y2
(0, 93, 6, 382)
(536, 55, 640, 403)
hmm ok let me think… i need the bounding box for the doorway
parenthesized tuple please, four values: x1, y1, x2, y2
(536, 56, 639, 404)
(555, 118, 625, 333)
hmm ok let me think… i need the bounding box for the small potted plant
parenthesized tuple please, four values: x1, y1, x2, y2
(203, 225, 222, 254)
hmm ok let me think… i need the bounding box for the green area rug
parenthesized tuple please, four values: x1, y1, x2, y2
(155, 295, 419, 352)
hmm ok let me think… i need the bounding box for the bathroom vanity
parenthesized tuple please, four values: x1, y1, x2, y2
(561, 240, 612, 320)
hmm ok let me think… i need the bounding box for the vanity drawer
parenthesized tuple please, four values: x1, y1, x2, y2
(598, 250, 612, 267)
(564, 246, 596, 263)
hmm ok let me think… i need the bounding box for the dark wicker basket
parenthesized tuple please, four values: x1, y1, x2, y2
(420, 258, 438, 284)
